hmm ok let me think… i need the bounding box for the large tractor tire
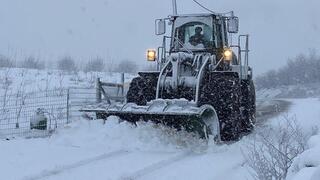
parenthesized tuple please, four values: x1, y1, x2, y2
(126, 75, 158, 105)
(239, 80, 256, 134)
(199, 72, 242, 141)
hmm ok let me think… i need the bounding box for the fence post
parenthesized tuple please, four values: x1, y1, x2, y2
(121, 73, 125, 97)
(66, 89, 70, 124)
(96, 78, 102, 103)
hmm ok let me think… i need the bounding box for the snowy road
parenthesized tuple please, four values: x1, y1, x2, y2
(1, 98, 318, 180)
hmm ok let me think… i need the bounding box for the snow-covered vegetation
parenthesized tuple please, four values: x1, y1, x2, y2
(0, 54, 140, 74)
(253, 51, 320, 180)
(244, 116, 308, 180)
(255, 51, 320, 91)
(288, 133, 320, 180)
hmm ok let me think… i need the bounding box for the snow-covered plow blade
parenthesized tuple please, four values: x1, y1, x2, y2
(81, 99, 220, 139)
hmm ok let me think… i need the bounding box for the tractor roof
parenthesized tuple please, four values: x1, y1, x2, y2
(170, 13, 226, 19)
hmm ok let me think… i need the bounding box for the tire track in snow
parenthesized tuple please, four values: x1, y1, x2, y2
(23, 149, 130, 180)
(121, 151, 193, 180)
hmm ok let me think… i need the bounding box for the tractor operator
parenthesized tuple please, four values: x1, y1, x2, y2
(189, 26, 205, 47)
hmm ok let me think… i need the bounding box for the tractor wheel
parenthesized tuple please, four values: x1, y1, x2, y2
(199, 73, 242, 141)
(126, 76, 157, 105)
(239, 80, 256, 134)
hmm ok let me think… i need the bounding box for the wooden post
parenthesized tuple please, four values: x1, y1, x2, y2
(66, 89, 70, 124)
(96, 78, 102, 103)
(121, 73, 125, 97)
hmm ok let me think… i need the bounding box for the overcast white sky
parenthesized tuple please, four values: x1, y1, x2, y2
(0, 0, 319, 74)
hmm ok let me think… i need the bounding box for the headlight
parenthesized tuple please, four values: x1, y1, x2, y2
(223, 49, 233, 61)
(147, 49, 156, 61)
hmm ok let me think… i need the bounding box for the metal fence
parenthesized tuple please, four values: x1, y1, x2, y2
(68, 88, 96, 120)
(0, 88, 126, 139)
(0, 73, 130, 139)
(0, 89, 69, 138)
(96, 73, 126, 103)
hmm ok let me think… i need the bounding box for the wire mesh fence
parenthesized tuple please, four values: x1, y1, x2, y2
(0, 76, 128, 139)
(0, 89, 69, 138)
(68, 88, 96, 120)
(68, 85, 126, 120)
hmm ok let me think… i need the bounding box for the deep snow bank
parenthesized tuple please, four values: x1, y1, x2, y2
(287, 134, 320, 180)
(273, 98, 320, 180)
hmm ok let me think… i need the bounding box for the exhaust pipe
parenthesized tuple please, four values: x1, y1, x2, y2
(172, 0, 178, 15)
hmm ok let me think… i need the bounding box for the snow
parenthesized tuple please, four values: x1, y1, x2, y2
(0, 68, 319, 180)
(255, 93, 320, 180)
(0, 68, 134, 95)
(0, 0, 318, 178)
(287, 134, 320, 180)
(254, 98, 320, 180)
(268, 98, 320, 132)
(0, 118, 250, 180)
(265, 98, 320, 180)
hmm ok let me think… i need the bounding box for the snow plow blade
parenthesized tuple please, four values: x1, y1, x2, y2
(81, 99, 220, 139)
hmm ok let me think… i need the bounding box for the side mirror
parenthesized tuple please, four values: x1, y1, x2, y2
(227, 16, 239, 33)
(155, 19, 166, 35)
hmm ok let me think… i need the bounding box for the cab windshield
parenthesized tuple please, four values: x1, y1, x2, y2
(172, 21, 214, 51)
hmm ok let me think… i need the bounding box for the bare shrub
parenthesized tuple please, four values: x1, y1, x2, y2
(255, 50, 320, 89)
(14, 77, 27, 128)
(255, 70, 279, 89)
(0, 55, 14, 68)
(20, 56, 45, 70)
(115, 59, 138, 73)
(57, 56, 77, 72)
(105, 60, 116, 72)
(84, 57, 105, 72)
(244, 116, 308, 180)
(1, 69, 13, 113)
(57, 72, 65, 96)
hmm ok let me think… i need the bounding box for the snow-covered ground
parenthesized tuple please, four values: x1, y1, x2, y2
(0, 68, 319, 180)
(0, 99, 319, 180)
(0, 119, 252, 180)
(0, 68, 134, 95)
(285, 99, 320, 180)
(288, 134, 320, 180)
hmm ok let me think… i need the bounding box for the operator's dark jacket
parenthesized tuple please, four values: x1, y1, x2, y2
(189, 34, 205, 45)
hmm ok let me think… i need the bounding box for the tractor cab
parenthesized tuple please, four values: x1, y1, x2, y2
(153, 13, 241, 67)
(171, 14, 227, 53)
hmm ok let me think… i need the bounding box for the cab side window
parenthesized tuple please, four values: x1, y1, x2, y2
(216, 23, 223, 48)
